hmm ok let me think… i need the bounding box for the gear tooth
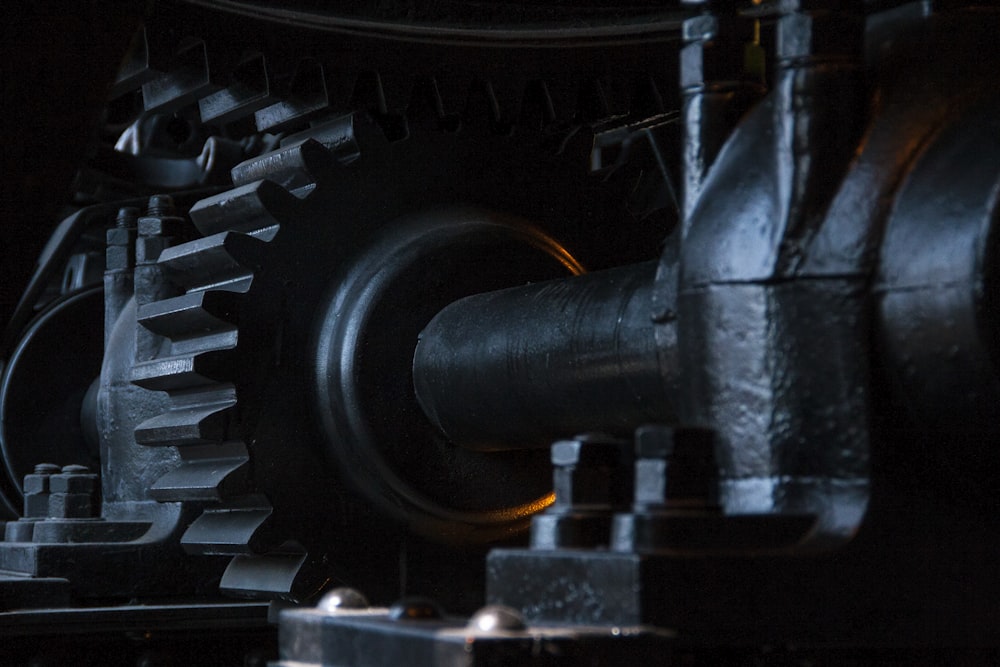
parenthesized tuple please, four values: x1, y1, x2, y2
(602, 76, 633, 118)
(199, 53, 276, 125)
(591, 124, 630, 174)
(134, 387, 237, 446)
(434, 72, 474, 120)
(629, 120, 680, 218)
(543, 79, 578, 123)
(181, 504, 275, 555)
(350, 71, 387, 115)
(220, 551, 322, 602)
(137, 291, 242, 338)
(630, 73, 669, 118)
(576, 78, 609, 122)
(111, 27, 164, 99)
(280, 114, 360, 162)
(149, 443, 250, 502)
(464, 80, 502, 131)
(376, 70, 411, 116)
(159, 231, 270, 290)
(576, 77, 632, 122)
(254, 58, 330, 133)
(111, 25, 185, 99)
(487, 76, 524, 129)
(349, 112, 393, 157)
(142, 39, 221, 114)
(131, 349, 236, 392)
(189, 180, 297, 236)
(348, 73, 409, 142)
(520, 80, 557, 130)
(629, 164, 679, 219)
(307, 67, 350, 113)
(558, 124, 598, 164)
(406, 77, 446, 129)
(231, 138, 334, 190)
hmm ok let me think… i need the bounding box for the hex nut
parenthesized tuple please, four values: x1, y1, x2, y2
(551, 436, 629, 508)
(48, 492, 94, 519)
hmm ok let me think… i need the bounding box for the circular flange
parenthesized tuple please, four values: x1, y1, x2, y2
(313, 206, 583, 541)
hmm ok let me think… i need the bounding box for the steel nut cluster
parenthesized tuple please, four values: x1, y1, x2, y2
(530, 433, 631, 550)
(47, 464, 99, 519)
(22, 463, 62, 518)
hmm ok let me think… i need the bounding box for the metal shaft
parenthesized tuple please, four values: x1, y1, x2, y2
(412, 261, 675, 451)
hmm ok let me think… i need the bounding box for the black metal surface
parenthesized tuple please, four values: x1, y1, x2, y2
(414, 261, 672, 451)
(0, 602, 274, 667)
(314, 208, 580, 539)
(876, 92, 1000, 442)
(679, 11, 765, 228)
(0, 287, 105, 517)
(2, 0, 1000, 664)
(677, 0, 871, 547)
(0, 0, 143, 328)
(78, 79, 671, 607)
(275, 603, 671, 667)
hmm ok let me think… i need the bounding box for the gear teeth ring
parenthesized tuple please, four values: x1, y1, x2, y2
(129, 142, 320, 585)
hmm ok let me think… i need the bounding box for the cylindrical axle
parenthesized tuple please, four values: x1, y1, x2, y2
(413, 261, 675, 451)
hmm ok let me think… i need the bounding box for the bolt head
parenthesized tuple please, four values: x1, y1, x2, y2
(551, 434, 624, 467)
(146, 194, 175, 217)
(550, 434, 631, 509)
(50, 472, 97, 494)
(682, 14, 718, 43)
(468, 605, 527, 633)
(23, 474, 51, 495)
(317, 587, 370, 612)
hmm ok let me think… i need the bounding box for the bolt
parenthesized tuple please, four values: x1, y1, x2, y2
(23, 464, 60, 518)
(107, 209, 137, 275)
(317, 587, 369, 612)
(633, 426, 674, 508)
(550, 433, 630, 510)
(467, 605, 526, 633)
(48, 465, 99, 519)
(388, 597, 444, 621)
(531, 433, 631, 549)
(138, 194, 186, 240)
(116, 206, 139, 229)
(146, 194, 175, 218)
(611, 425, 721, 552)
(632, 425, 718, 509)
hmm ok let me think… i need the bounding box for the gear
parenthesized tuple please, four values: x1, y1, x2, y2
(120, 104, 677, 603)
(91, 0, 685, 603)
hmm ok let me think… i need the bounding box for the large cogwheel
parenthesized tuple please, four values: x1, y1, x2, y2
(126, 90, 676, 603)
